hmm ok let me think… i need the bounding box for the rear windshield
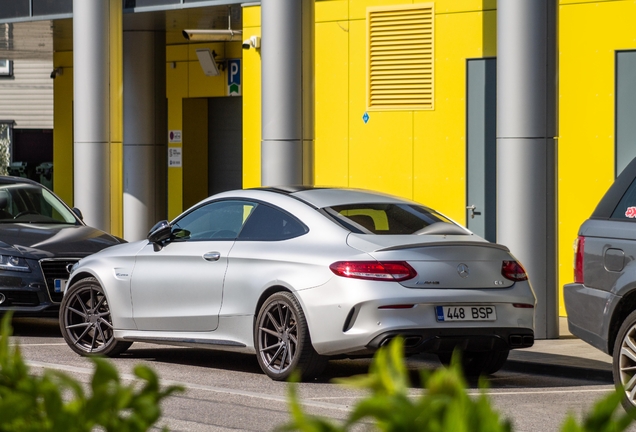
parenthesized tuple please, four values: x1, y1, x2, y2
(324, 203, 459, 235)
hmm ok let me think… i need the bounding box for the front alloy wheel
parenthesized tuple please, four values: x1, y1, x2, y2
(59, 277, 131, 357)
(614, 309, 636, 411)
(255, 292, 326, 381)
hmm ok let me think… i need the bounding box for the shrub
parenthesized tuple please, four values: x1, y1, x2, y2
(280, 338, 635, 432)
(0, 313, 182, 431)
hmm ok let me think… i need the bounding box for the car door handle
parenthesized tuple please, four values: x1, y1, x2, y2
(203, 252, 221, 262)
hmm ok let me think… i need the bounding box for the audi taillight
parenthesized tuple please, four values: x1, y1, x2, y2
(501, 260, 528, 281)
(329, 261, 417, 282)
(574, 235, 585, 284)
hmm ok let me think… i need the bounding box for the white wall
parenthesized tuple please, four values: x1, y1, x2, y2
(0, 59, 53, 129)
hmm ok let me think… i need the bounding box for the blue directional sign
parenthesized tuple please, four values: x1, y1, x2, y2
(228, 59, 241, 96)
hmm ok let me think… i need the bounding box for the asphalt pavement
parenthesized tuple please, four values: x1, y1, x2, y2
(504, 317, 613, 381)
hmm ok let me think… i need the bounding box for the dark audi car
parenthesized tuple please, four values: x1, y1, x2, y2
(0, 176, 124, 316)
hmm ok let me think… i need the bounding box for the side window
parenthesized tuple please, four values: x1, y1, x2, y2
(238, 204, 307, 241)
(172, 200, 255, 241)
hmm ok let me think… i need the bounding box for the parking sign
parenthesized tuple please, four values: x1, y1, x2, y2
(227, 59, 241, 96)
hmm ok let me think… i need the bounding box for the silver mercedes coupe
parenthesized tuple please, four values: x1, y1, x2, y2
(59, 187, 536, 380)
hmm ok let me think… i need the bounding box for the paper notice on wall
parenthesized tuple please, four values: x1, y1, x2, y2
(168, 147, 182, 168)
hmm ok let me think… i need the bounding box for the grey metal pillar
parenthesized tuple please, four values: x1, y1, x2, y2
(123, 30, 167, 241)
(497, 0, 558, 339)
(261, 0, 314, 186)
(73, 0, 111, 231)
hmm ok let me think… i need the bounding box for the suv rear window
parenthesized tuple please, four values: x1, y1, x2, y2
(611, 176, 636, 220)
(324, 203, 462, 235)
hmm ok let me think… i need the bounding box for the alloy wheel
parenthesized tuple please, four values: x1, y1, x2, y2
(257, 299, 299, 375)
(62, 283, 115, 354)
(619, 322, 636, 406)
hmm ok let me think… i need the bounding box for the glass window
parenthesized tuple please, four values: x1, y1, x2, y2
(171, 200, 255, 241)
(0, 60, 13, 77)
(0, 0, 29, 19)
(238, 204, 307, 241)
(612, 177, 636, 220)
(0, 183, 77, 224)
(32, 0, 72, 16)
(325, 203, 458, 235)
(123, 0, 179, 8)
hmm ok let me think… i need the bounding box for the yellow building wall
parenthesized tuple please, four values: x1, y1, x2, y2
(558, 0, 636, 314)
(314, 2, 496, 202)
(242, 0, 496, 221)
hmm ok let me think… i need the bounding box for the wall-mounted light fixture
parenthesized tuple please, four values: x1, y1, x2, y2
(196, 49, 220, 77)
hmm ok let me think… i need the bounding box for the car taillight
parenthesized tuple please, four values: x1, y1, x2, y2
(329, 261, 417, 282)
(501, 260, 528, 281)
(574, 235, 585, 284)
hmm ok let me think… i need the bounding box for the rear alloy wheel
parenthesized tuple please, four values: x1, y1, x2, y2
(613, 309, 636, 411)
(255, 292, 327, 381)
(60, 277, 132, 357)
(438, 349, 509, 377)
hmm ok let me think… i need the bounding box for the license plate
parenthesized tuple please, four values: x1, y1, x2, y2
(54, 279, 67, 293)
(435, 305, 496, 322)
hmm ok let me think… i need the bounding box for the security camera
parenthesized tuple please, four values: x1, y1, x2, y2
(242, 36, 261, 50)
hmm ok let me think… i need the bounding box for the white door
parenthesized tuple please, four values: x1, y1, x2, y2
(131, 200, 255, 332)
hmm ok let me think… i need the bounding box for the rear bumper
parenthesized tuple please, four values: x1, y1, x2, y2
(563, 282, 614, 355)
(297, 277, 536, 356)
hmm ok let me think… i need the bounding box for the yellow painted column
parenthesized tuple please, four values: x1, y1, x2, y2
(52, 51, 74, 206)
(109, 0, 123, 237)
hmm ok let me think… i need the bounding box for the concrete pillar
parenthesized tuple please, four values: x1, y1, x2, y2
(73, 0, 118, 232)
(497, 0, 558, 338)
(261, 0, 314, 186)
(123, 30, 167, 241)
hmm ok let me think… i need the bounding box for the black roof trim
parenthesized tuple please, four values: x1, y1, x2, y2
(592, 157, 636, 219)
(249, 186, 330, 209)
(251, 186, 326, 194)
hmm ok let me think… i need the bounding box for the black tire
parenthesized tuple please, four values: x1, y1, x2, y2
(254, 291, 327, 381)
(59, 277, 132, 357)
(613, 309, 636, 412)
(438, 349, 509, 377)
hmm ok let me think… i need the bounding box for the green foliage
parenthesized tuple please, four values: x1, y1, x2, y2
(0, 124, 9, 175)
(280, 337, 636, 432)
(0, 313, 183, 431)
(280, 338, 512, 432)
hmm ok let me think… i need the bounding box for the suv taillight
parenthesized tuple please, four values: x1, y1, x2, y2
(501, 260, 528, 281)
(574, 235, 585, 284)
(329, 261, 417, 282)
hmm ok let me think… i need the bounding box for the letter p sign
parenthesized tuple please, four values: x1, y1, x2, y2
(227, 59, 241, 96)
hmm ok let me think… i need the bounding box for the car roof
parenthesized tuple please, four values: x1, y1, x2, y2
(252, 186, 416, 209)
(0, 176, 42, 187)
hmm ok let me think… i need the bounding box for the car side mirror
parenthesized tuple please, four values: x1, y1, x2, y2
(147, 220, 172, 250)
(72, 207, 84, 221)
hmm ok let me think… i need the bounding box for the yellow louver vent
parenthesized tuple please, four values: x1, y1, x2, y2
(367, 3, 434, 111)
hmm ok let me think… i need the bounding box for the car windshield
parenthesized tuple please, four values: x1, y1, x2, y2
(324, 203, 459, 235)
(0, 183, 78, 224)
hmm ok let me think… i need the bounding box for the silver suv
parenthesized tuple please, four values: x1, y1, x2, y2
(565, 157, 636, 409)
